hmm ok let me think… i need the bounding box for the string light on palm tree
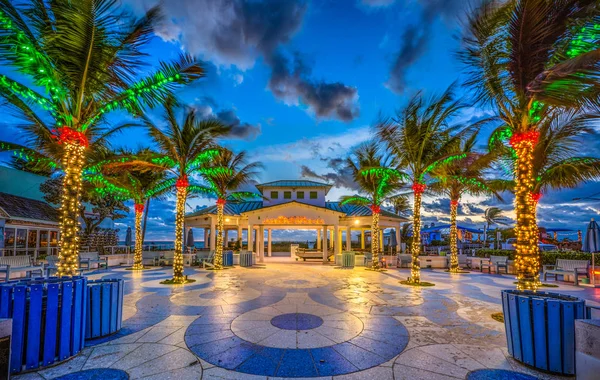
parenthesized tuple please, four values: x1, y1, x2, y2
(377, 85, 468, 284)
(341, 142, 407, 271)
(143, 100, 229, 283)
(194, 150, 262, 269)
(462, 1, 600, 290)
(0, 2, 204, 276)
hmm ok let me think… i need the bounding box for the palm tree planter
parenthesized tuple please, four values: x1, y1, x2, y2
(501, 289, 588, 375)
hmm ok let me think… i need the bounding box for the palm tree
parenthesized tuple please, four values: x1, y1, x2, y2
(89, 150, 169, 270)
(483, 207, 510, 248)
(341, 142, 407, 270)
(0, 1, 203, 276)
(143, 101, 229, 283)
(377, 86, 467, 283)
(194, 149, 262, 269)
(390, 195, 411, 216)
(461, 0, 600, 290)
(429, 133, 504, 272)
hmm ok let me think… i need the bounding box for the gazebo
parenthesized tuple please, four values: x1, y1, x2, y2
(184, 180, 408, 262)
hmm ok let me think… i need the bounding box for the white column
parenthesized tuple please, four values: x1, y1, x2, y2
(337, 228, 343, 253)
(361, 230, 365, 249)
(267, 229, 272, 257)
(247, 224, 253, 253)
(346, 227, 352, 251)
(329, 230, 334, 249)
(204, 229, 208, 248)
(224, 229, 229, 247)
(380, 229, 384, 252)
(322, 225, 328, 263)
(396, 226, 401, 253)
(237, 225, 242, 246)
(317, 229, 321, 250)
(209, 217, 216, 251)
(334, 225, 341, 255)
(258, 225, 265, 263)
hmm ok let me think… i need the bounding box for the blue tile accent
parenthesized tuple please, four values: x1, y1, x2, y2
(310, 346, 358, 376)
(270, 313, 324, 330)
(206, 341, 260, 370)
(276, 349, 318, 377)
(236, 347, 284, 376)
(332, 342, 384, 370)
(53, 368, 128, 380)
(467, 369, 538, 380)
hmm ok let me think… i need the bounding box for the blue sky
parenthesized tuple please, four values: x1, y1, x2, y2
(2, 0, 599, 241)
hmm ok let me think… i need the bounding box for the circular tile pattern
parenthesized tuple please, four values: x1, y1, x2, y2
(271, 313, 324, 330)
(467, 369, 538, 380)
(186, 295, 409, 377)
(171, 286, 261, 306)
(53, 369, 129, 380)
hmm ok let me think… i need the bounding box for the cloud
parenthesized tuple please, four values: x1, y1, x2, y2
(385, 0, 466, 93)
(268, 51, 360, 122)
(360, 0, 396, 7)
(300, 157, 360, 191)
(216, 109, 262, 141)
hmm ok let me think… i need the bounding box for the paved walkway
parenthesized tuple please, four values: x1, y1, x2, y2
(15, 263, 600, 379)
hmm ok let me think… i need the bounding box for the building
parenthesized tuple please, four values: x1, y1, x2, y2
(184, 180, 408, 262)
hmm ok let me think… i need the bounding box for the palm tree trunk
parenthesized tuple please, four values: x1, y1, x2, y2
(410, 184, 426, 283)
(173, 181, 188, 283)
(214, 199, 225, 269)
(371, 210, 380, 270)
(511, 131, 541, 290)
(133, 204, 144, 270)
(57, 141, 86, 276)
(449, 199, 459, 273)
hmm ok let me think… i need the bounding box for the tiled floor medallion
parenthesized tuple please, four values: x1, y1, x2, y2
(270, 313, 324, 330)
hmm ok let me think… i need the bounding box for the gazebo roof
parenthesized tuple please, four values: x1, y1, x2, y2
(255, 180, 332, 194)
(186, 200, 408, 221)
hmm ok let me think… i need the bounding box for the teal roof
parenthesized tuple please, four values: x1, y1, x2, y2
(186, 200, 407, 220)
(255, 180, 332, 194)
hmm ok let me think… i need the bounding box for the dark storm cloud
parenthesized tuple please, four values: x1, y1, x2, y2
(128, 0, 359, 122)
(216, 109, 262, 141)
(300, 156, 360, 191)
(386, 0, 466, 93)
(268, 52, 360, 122)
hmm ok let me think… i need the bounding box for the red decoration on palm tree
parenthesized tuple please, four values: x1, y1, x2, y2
(216, 198, 226, 206)
(531, 192, 542, 202)
(369, 204, 381, 214)
(134, 203, 145, 213)
(175, 175, 189, 188)
(509, 131, 540, 148)
(51, 127, 89, 147)
(450, 200, 459, 207)
(412, 183, 427, 194)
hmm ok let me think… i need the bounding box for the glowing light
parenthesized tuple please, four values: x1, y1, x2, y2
(371, 208, 381, 270)
(448, 199, 459, 273)
(51, 127, 89, 147)
(172, 177, 188, 283)
(132, 204, 144, 270)
(412, 183, 426, 194)
(264, 216, 325, 225)
(354, 219, 359, 225)
(510, 131, 541, 291)
(409, 182, 424, 283)
(56, 142, 86, 276)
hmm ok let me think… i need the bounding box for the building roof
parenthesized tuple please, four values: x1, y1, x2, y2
(186, 200, 407, 220)
(326, 202, 406, 220)
(0, 192, 59, 224)
(255, 180, 332, 194)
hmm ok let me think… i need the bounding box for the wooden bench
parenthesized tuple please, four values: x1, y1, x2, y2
(79, 252, 108, 271)
(45, 255, 85, 276)
(543, 259, 590, 286)
(296, 249, 333, 261)
(0, 255, 45, 281)
(481, 255, 508, 274)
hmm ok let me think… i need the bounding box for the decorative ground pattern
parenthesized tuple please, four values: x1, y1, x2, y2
(16, 263, 599, 379)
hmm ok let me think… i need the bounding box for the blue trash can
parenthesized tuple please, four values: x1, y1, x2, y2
(86, 279, 124, 340)
(501, 290, 587, 375)
(223, 251, 233, 267)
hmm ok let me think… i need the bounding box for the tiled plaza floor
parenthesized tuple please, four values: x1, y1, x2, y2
(15, 262, 600, 379)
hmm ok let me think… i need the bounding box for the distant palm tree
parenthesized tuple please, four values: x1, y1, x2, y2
(483, 207, 510, 249)
(341, 142, 407, 270)
(194, 149, 262, 269)
(461, 0, 600, 289)
(429, 132, 504, 272)
(89, 149, 169, 270)
(143, 100, 230, 283)
(0, 1, 203, 276)
(377, 86, 467, 283)
(390, 195, 410, 216)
